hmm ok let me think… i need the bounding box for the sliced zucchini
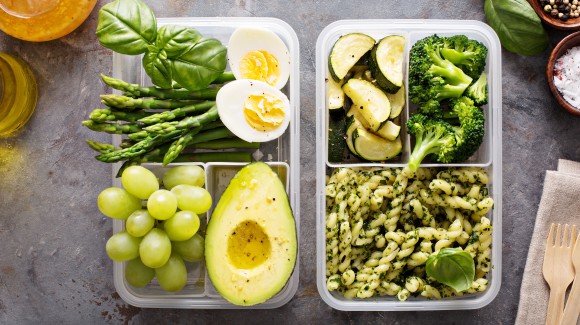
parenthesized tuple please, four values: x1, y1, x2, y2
(369, 35, 406, 94)
(328, 109, 346, 162)
(352, 127, 402, 161)
(327, 76, 345, 110)
(386, 84, 405, 119)
(376, 120, 401, 141)
(346, 104, 370, 129)
(342, 78, 390, 131)
(345, 115, 361, 156)
(329, 33, 375, 81)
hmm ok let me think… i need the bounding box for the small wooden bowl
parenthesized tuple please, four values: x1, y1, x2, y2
(546, 31, 580, 116)
(529, 0, 580, 30)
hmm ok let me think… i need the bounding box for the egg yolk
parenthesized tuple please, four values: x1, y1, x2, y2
(243, 92, 285, 132)
(239, 50, 280, 87)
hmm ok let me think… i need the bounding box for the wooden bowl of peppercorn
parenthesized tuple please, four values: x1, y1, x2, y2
(530, 0, 580, 30)
(547, 31, 580, 116)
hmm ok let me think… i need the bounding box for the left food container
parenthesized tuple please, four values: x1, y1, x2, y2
(108, 17, 300, 309)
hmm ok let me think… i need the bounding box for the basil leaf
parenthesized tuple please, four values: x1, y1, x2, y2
(426, 248, 475, 292)
(143, 48, 173, 89)
(484, 0, 548, 56)
(170, 38, 227, 91)
(156, 25, 203, 59)
(96, 0, 157, 55)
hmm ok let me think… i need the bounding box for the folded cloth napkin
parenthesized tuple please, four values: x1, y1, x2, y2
(516, 159, 580, 325)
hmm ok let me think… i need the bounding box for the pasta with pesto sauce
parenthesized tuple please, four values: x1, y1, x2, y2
(325, 167, 494, 301)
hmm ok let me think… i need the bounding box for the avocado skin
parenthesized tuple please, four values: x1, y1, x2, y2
(205, 162, 297, 306)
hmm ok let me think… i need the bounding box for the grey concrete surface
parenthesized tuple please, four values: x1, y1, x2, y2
(0, 0, 577, 324)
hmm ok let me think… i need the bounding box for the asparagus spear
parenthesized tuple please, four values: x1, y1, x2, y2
(138, 101, 215, 125)
(191, 138, 260, 149)
(82, 120, 142, 134)
(162, 127, 235, 166)
(127, 120, 224, 142)
(101, 75, 220, 100)
(85, 140, 117, 154)
(143, 105, 219, 135)
(95, 129, 184, 163)
(212, 71, 236, 84)
(89, 108, 150, 123)
(162, 128, 201, 166)
(172, 152, 252, 163)
(100, 94, 201, 110)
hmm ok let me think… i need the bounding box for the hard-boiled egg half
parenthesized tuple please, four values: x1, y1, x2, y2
(216, 79, 290, 143)
(227, 27, 290, 90)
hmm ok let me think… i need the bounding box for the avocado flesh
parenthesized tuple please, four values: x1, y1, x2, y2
(205, 162, 297, 306)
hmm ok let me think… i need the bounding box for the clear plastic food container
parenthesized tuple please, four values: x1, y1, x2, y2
(109, 17, 300, 309)
(315, 20, 502, 311)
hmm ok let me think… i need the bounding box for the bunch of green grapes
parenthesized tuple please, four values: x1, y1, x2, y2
(97, 165, 211, 292)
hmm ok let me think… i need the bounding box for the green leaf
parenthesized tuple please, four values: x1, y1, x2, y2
(170, 38, 227, 91)
(484, 0, 549, 56)
(96, 0, 157, 55)
(426, 248, 475, 292)
(143, 49, 173, 89)
(156, 25, 203, 58)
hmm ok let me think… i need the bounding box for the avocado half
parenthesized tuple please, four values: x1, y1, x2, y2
(205, 162, 297, 306)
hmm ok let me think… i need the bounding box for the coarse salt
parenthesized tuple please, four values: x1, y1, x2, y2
(554, 46, 580, 109)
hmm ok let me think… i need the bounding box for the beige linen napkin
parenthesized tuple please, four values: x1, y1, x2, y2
(516, 159, 580, 325)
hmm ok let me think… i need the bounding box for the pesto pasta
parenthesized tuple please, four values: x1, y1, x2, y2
(325, 167, 494, 301)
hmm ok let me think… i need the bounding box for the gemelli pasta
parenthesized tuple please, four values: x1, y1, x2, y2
(325, 167, 493, 301)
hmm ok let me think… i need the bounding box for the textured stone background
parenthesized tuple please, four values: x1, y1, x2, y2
(0, 0, 577, 324)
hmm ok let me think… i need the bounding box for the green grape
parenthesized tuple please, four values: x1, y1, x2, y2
(147, 189, 177, 220)
(163, 165, 205, 190)
(126, 209, 155, 237)
(125, 258, 155, 288)
(97, 187, 142, 220)
(172, 233, 205, 262)
(171, 185, 212, 214)
(139, 228, 172, 268)
(121, 165, 159, 199)
(163, 210, 200, 241)
(106, 231, 141, 262)
(155, 253, 187, 292)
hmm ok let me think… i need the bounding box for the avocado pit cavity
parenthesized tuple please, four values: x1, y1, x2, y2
(228, 220, 271, 269)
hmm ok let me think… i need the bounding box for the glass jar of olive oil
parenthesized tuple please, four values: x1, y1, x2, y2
(0, 53, 38, 136)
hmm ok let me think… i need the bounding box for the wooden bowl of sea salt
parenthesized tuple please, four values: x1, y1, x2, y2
(548, 31, 580, 116)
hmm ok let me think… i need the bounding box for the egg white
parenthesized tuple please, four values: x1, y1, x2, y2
(216, 79, 291, 143)
(227, 27, 291, 90)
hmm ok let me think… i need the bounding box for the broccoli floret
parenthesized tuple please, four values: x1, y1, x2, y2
(417, 99, 442, 117)
(406, 113, 456, 171)
(465, 72, 488, 106)
(447, 96, 485, 162)
(441, 35, 488, 79)
(409, 35, 473, 106)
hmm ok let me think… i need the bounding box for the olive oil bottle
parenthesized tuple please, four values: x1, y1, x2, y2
(0, 53, 37, 136)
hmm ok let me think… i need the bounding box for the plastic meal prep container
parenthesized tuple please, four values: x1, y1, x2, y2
(315, 20, 502, 311)
(109, 17, 300, 309)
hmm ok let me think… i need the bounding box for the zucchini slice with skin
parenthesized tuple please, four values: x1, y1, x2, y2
(327, 76, 345, 110)
(329, 33, 375, 81)
(369, 35, 406, 94)
(376, 120, 401, 141)
(346, 104, 370, 129)
(328, 108, 346, 162)
(345, 115, 361, 156)
(386, 84, 405, 119)
(352, 127, 402, 161)
(342, 78, 390, 132)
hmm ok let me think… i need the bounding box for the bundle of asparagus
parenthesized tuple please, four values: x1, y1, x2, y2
(84, 74, 259, 176)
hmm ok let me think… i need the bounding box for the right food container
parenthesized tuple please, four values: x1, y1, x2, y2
(315, 20, 502, 311)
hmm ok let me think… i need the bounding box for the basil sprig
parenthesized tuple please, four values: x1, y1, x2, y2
(96, 0, 226, 91)
(426, 248, 475, 292)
